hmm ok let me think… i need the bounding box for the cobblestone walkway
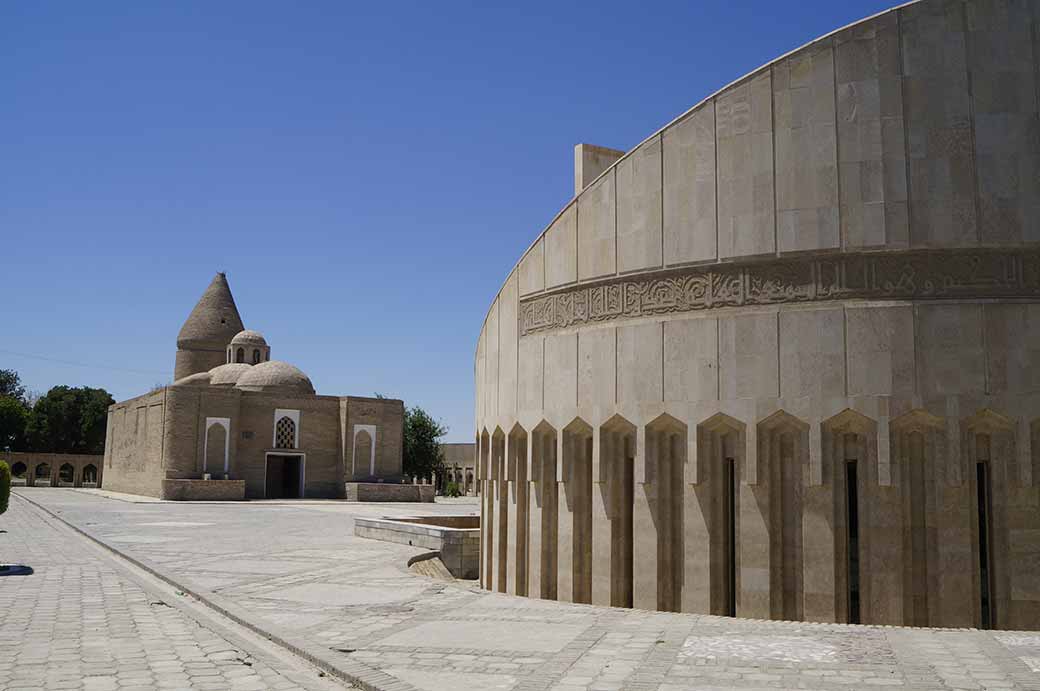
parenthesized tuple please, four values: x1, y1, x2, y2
(13, 488, 1040, 691)
(0, 494, 350, 691)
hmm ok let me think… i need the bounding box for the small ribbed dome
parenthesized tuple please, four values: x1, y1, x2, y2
(235, 361, 315, 395)
(230, 329, 268, 347)
(209, 363, 252, 386)
(173, 371, 212, 387)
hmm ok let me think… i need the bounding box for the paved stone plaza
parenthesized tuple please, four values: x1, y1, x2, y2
(0, 493, 351, 691)
(6, 489, 1040, 690)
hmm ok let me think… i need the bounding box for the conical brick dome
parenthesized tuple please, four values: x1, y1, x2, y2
(176, 273, 244, 348)
(173, 273, 245, 380)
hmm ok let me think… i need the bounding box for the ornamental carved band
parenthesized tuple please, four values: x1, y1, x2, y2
(519, 249, 1040, 336)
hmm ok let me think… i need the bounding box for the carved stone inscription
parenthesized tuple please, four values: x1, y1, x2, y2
(519, 249, 1040, 336)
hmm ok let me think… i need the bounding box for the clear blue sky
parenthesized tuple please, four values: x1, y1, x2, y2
(1, 1, 895, 442)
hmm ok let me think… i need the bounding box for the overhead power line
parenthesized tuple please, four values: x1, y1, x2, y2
(0, 348, 169, 377)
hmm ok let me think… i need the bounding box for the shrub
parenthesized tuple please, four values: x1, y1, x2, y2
(444, 481, 462, 498)
(0, 460, 10, 516)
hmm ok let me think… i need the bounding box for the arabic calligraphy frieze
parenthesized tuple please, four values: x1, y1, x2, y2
(518, 249, 1040, 336)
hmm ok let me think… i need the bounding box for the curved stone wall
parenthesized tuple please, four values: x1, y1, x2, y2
(475, 0, 1040, 630)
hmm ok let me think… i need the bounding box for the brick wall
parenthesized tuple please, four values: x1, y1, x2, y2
(103, 390, 166, 497)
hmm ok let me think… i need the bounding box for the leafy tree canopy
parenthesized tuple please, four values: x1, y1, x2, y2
(25, 385, 114, 455)
(0, 397, 28, 451)
(403, 406, 446, 479)
(0, 369, 26, 403)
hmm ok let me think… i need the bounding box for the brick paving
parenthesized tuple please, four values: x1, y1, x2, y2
(0, 493, 350, 691)
(11, 488, 1040, 691)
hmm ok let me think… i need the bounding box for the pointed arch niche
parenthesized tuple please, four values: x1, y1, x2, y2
(507, 423, 528, 596)
(528, 421, 558, 600)
(492, 428, 506, 593)
(640, 414, 686, 613)
(479, 428, 491, 590)
(559, 418, 593, 604)
(758, 411, 810, 622)
(204, 417, 231, 477)
(696, 413, 744, 617)
(962, 409, 1014, 630)
(891, 409, 944, 627)
(597, 415, 635, 608)
(823, 409, 877, 625)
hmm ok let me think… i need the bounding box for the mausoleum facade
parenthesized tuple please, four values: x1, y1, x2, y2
(104, 273, 404, 500)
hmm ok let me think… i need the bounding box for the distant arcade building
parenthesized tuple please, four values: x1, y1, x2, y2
(440, 442, 477, 496)
(475, 0, 1040, 630)
(103, 273, 404, 500)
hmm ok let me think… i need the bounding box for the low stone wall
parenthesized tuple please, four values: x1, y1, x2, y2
(355, 516, 479, 579)
(160, 479, 245, 501)
(393, 516, 479, 529)
(345, 482, 434, 502)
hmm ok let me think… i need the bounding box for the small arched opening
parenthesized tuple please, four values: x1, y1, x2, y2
(35, 463, 51, 486)
(252, 349, 261, 364)
(58, 463, 75, 486)
(235, 347, 245, 364)
(82, 464, 98, 486)
(10, 462, 27, 485)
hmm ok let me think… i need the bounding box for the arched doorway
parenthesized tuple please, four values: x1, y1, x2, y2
(82, 464, 98, 486)
(35, 463, 51, 486)
(10, 462, 27, 485)
(58, 463, 75, 486)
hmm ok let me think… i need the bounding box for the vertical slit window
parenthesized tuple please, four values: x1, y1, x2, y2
(846, 460, 860, 624)
(622, 437, 634, 609)
(977, 461, 993, 630)
(726, 456, 737, 617)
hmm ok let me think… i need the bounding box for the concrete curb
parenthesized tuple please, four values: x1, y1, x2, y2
(15, 491, 420, 691)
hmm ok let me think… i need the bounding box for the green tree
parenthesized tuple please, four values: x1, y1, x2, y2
(403, 406, 446, 478)
(25, 386, 114, 454)
(0, 397, 29, 451)
(0, 369, 26, 402)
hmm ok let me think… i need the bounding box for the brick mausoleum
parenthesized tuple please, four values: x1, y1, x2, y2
(103, 273, 404, 500)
